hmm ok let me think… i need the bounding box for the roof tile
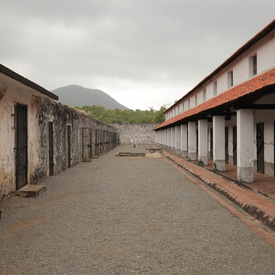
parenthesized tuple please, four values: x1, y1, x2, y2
(155, 67, 275, 130)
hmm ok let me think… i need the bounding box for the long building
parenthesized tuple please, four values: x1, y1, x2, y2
(155, 19, 275, 183)
(0, 64, 117, 201)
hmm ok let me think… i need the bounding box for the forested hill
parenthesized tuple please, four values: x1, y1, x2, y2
(52, 84, 128, 110)
(75, 105, 166, 124)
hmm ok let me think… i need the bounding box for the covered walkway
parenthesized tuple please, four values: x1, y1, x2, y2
(204, 159, 275, 199)
(163, 150, 275, 232)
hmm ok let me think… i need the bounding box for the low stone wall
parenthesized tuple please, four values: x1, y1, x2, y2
(111, 123, 158, 145)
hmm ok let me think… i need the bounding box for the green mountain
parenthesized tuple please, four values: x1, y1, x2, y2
(52, 84, 129, 110)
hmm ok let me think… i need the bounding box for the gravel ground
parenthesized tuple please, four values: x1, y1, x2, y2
(0, 145, 275, 275)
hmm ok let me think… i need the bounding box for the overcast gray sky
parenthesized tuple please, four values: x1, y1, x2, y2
(1, 1, 274, 110)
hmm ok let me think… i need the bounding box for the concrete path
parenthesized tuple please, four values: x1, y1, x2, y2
(0, 145, 275, 274)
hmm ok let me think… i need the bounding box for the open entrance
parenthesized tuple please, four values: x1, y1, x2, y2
(92, 129, 100, 158)
(225, 127, 229, 164)
(99, 130, 103, 155)
(274, 122, 275, 177)
(67, 125, 71, 168)
(48, 122, 54, 176)
(82, 127, 92, 162)
(14, 103, 28, 190)
(209, 129, 213, 160)
(256, 123, 264, 174)
(196, 130, 198, 155)
(233, 126, 237, 166)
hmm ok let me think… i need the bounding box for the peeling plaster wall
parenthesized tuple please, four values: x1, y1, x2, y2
(0, 83, 14, 200)
(0, 81, 117, 201)
(28, 96, 117, 186)
(0, 80, 34, 200)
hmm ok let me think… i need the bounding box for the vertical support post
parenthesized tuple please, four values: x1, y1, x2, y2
(237, 109, 254, 182)
(175, 126, 181, 155)
(188, 122, 197, 160)
(213, 116, 225, 171)
(181, 124, 188, 157)
(170, 127, 175, 153)
(198, 119, 208, 165)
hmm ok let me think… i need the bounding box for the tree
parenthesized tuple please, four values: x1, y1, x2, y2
(75, 105, 166, 124)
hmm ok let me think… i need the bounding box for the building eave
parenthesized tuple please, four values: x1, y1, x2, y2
(155, 67, 275, 130)
(164, 19, 275, 114)
(0, 63, 59, 100)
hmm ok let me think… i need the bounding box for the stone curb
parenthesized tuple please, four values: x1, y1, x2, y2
(163, 152, 275, 232)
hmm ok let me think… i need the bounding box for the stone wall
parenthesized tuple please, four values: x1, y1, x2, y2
(0, 88, 117, 201)
(111, 123, 157, 145)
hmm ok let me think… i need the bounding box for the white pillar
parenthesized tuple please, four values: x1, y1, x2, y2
(154, 131, 158, 145)
(237, 109, 254, 183)
(164, 129, 167, 148)
(159, 130, 163, 146)
(198, 120, 208, 165)
(213, 116, 225, 171)
(170, 127, 175, 152)
(188, 122, 197, 160)
(175, 126, 181, 155)
(167, 128, 171, 149)
(181, 124, 188, 157)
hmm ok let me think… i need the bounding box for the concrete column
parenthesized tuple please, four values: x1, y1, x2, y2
(175, 126, 181, 155)
(154, 131, 158, 145)
(188, 122, 197, 160)
(213, 116, 225, 171)
(163, 129, 167, 148)
(237, 109, 254, 183)
(161, 130, 164, 147)
(198, 120, 208, 165)
(170, 127, 175, 153)
(181, 124, 188, 157)
(166, 128, 170, 149)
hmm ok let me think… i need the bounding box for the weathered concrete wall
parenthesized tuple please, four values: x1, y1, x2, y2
(0, 80, 117, 201)
(33, 97, 117, 178)
(111, 123, 157, 145)
(0, 83, 15, 200)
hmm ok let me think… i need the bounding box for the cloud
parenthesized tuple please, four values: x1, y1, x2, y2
(1, 0, 274, 110)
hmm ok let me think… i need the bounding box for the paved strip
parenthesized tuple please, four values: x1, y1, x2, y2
(163, 150, 275, 232)
(164, 156, 275, 248)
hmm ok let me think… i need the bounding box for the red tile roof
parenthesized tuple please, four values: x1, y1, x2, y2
(155, 67, 275, 130)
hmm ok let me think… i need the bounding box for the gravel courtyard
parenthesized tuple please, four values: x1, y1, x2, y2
(0, 145, 275, 274)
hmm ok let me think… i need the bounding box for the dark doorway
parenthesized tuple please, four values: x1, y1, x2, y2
(274, 122, 275, 177)
(233, 126, 237, 166)
(225, 127, 229, 164)
(256, 123, 264, 174)
(196, 130, 198, 155)
(49, 122, 54, 176)
(209, 129, 213, 160)
(15, 103, 28, 190)
(99, 130, 103, 155)
(67, 125, 71, 168)
(93, 129, 100, 158)
(82, 127, 92, 161)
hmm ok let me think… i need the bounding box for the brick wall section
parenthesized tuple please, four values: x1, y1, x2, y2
(111, 123, 158, 145)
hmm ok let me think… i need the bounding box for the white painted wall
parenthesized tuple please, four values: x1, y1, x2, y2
(165, 29, 275, 121)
